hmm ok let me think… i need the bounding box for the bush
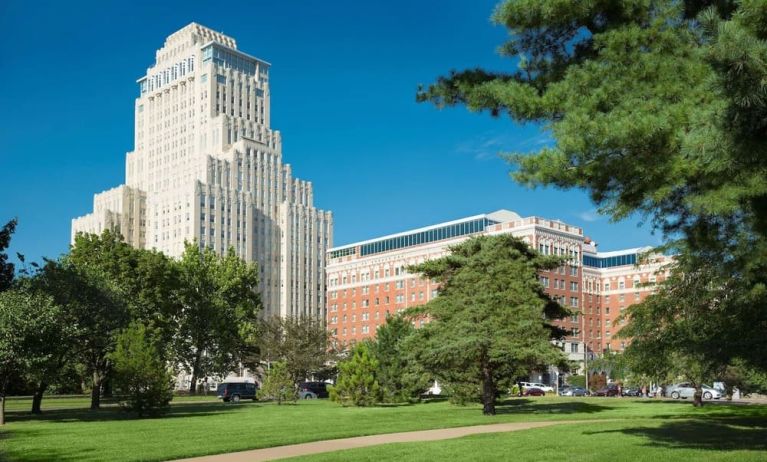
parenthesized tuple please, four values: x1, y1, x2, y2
(110, 323, 174, 417)
(257, 361, 296, 404)
(330, 342, 382, 406)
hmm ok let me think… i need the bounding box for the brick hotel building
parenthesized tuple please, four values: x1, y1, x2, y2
(326, 210, 670, 369)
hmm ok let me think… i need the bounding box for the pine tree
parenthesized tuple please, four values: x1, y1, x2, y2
(417, 0, 767, 378)
(110, 323, 174, 417)
(406, 234, 569, 415)
(257, 361, 296, 404)
(330, 342, 382, 407)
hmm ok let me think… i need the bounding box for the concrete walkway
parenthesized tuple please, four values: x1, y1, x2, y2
(176, 419, 605, 462)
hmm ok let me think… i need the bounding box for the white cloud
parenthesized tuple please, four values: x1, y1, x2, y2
(455, 130, 553, 161)
(577, 209, 602, 222)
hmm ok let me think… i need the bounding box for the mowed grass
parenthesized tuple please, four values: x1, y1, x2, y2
(3, 394, 217, 412)
(289, 417, 767, 462)
(1, 396, 766, 461)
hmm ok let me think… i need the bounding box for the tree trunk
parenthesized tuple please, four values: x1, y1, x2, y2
(693, 385, 704, 407)
(91, 371, 102, 410)
(481, 363, 496, 416)
(0, 378, 6, 425)
(31, 381, 47, 414)
(189, 350, 202, 395)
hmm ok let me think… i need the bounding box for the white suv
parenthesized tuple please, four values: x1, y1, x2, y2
(519, 381, 555, 393)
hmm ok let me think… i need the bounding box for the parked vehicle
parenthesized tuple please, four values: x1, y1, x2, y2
(593, 385, 620, 397)
(621, 387, 642, 397)
(217, 380, 258, 403)
(523, 387, 546, 396)
(560, 386, 588, 397)
(298, 381, 329, 399)
(666, 383, 722, 400)
(519, 381, 554, 393)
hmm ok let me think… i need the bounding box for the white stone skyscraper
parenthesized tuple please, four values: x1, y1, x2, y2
(72, 23, 333, 319)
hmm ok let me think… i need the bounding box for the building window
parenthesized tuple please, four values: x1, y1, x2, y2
(570, 343, 579, 353)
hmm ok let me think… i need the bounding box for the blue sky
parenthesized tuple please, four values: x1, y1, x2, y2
(0, 0, 661, 265)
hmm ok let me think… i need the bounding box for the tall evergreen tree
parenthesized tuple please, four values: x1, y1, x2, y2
(110, 323, 174, 417)
(406, 234, 568, 415)
(417, 0, 767, 374)
(371, 315, 431, 402)
(330, 342, 382, 407)
(257, 361, 296, 404)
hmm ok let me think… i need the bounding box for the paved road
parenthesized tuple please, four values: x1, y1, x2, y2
(175, 419, 608, 462)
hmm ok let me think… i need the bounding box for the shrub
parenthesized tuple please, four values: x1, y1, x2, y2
(257, 361, 296, 404)
(330, 342, 382, 406)
(110, 323, 174, 417)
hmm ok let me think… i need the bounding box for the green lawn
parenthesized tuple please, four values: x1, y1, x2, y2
(288, 417, 767, 462)
(1, 396, 765, 461)
(3, 394, 217, 412)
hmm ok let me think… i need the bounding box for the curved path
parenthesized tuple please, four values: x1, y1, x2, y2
(175, 419, 610, 462)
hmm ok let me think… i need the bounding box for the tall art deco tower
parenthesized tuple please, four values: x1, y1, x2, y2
(73, 23, 333, 319)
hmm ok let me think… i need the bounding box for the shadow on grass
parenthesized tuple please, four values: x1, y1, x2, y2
(4, 401, 251, 424)
(586, 417, 767, 451)
(493, 398, 611, 415)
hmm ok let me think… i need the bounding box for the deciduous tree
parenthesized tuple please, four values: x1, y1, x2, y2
(39, 258, 128, 410)
(251, 315, 336, 384)
(0, 289, 70, 422)
(620, 251, 764, 406)
(175, 244, 261, 394)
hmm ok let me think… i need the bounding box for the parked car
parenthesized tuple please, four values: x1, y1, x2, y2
(519, 381, 554, 393)
(621, 387, 643, 397)
(298, 381, 329, 399)
(523, 387, 546, 396)
(667, 383, 722, 400)
(217, 380, 258, 403)
(593, 385, 620, 397)
(560, 386, 588, 397)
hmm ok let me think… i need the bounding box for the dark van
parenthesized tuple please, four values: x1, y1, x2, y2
(298, 382, 329, 399)
(217, 381, 258, 403)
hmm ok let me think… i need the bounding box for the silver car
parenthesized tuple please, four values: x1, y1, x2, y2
(667, 383, 722, 400)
